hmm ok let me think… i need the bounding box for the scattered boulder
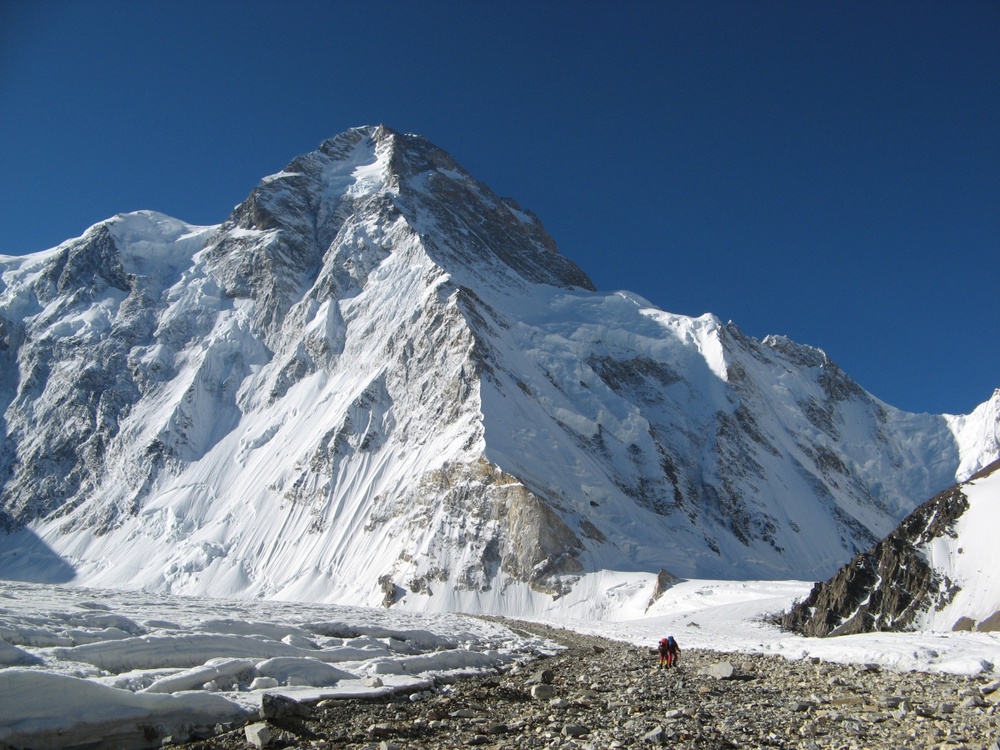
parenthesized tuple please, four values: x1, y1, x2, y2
(952, 616, 976, 631)
(700, 660, 736, 680)
(244, 722, 270, 748)
(525, 668, 554, 685)
(643, 725, 667, 744)
(530, 684, 554, 700)
(562, 723, 590, 737)
(260, 693, 312, 721)
(378, 574, 402, 608)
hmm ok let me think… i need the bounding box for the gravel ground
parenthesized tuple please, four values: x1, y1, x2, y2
(177, 618, 1000, 750)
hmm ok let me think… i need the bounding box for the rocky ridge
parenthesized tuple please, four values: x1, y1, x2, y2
(172, 621, 1000, 750)
(782, 459, 1000, 637)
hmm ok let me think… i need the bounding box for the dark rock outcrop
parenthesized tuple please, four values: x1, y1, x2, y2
(782, 459, 1000, 636)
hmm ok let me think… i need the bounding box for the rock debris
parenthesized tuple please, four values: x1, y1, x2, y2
(176, 619, 999, 750)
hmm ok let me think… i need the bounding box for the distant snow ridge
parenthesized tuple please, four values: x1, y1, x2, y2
(0, 124, 997, 612)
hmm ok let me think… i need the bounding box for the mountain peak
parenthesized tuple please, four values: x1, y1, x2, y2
(212, 125, 594, 323)
(0, 127, 996, 612)
(317, 124, 453, 166)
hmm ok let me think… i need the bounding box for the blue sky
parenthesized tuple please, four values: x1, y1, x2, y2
(1, 1, 997, 416)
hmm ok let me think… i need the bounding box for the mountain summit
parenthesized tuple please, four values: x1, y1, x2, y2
(1, 126, 997, 611)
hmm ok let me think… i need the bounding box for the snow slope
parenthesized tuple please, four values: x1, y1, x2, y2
(921, 462, 1000, 631)
(0, 125, 997, 611)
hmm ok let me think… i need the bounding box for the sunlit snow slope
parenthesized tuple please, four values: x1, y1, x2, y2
(922, 461, 1000, 631)
(1, 125, 997, 612)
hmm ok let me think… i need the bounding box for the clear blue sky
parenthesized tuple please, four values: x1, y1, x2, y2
(2, 1, 997, 415)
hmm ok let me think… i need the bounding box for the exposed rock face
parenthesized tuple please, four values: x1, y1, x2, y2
(0, 215, 212, 529)
(1, 125, 998, 606)
(647, 568, 683, 609)
(782, 459, 1000, 637)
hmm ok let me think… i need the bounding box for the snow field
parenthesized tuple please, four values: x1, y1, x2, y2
(921, 469, 1000, 630)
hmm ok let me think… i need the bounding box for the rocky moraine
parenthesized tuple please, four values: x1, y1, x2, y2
(175, 620, 999, 750)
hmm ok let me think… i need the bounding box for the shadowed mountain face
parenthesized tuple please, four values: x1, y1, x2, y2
(0, 514, 76, 583)
(1, 125, 997, 609)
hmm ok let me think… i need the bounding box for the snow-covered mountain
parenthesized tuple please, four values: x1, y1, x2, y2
(781, 458, 1000, 636)
(1, 125, 997, 611)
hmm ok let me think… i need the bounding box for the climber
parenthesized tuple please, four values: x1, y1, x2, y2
(658, 635, 679, 668)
